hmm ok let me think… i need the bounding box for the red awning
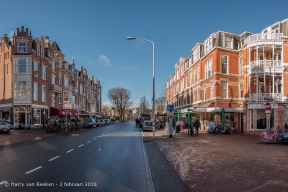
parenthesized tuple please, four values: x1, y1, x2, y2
(50, 107, 79, 116)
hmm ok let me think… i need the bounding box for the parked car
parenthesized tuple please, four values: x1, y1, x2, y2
(83, 118, 97, 129)
(95, 120, 101, 127)
(99, 119, 106, 126)
(0, 119, 10, 133)
(103, 119, 111, 125)
(142, 120, 154, 132)
(139, 114, 151, 128)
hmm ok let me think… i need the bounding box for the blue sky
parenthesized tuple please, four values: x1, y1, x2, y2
(1, 0, 288, 107)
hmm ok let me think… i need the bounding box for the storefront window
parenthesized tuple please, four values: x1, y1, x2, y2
(256, 109, 274, 129)
(33, 109, 41, 125)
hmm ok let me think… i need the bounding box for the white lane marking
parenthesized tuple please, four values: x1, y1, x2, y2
(102, 134, 105, 135)
(48, 156, 60, 162)
(78, 144, 84, 147)
(107, 132, 109, 133)
(93, 138, 97, 140)
(98, 136, 101, 137)
(0, 181, 8, 185)
(25, 166, 43, 174)
(98, 149, 101, 151)
(87, 141, 91, 143)
(66, 149, 74, 153)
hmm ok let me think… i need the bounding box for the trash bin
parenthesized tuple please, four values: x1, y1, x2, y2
(176, 125, 180, 133)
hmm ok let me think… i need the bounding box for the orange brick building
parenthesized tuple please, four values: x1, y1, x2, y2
(0, 26, 102, 129)
(166, 19, 288, 135)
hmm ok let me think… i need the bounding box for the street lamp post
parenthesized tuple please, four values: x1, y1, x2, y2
(126, 36, 155, 138)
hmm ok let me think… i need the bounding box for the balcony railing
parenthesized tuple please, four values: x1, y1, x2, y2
(50, 84, 62, 93)
(250, 93, 282, 102)
(244, 33, 282, 44)
(72, 104, 79, 110)
(63, 104, 72, 109)
(250, 60, 282, 69)
(72, 87, 78, 94)
(63, 85, 72, 91)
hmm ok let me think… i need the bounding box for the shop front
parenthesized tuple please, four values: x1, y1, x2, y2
(49, 107, 79, 121)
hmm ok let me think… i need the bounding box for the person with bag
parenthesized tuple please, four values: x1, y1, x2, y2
(193, 119, 200, 136)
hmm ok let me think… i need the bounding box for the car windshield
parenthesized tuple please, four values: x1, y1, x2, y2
(0, 119, 6, 125)
(144, 122, 153, 126)
(85, 119, 93, 123)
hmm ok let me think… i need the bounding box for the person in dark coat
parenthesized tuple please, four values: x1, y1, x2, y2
(193, 119, 200, 135)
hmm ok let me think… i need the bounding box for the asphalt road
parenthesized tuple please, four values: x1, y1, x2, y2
(0, 122, 153, 192)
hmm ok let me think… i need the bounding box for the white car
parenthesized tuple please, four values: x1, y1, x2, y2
(142, 120, 154, 132)
(0, 119, 10, 133)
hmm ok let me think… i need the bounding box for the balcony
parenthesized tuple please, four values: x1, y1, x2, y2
(63, 85, 72, 91)
(72, 104, 79, 110)
(79, 92, 86, 96)
(72, 87, 78, 94)
(249, 60, 283, 74)
(250, 93, 282, 102)
(50, 84, 62, 93)
(244, 33, 282, 44)
(63, 104, 72, 109)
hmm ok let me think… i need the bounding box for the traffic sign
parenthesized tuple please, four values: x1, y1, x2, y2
(265, 102, 271, 111)
(169, 105, 174, 112)
(65, 110, 69, 114)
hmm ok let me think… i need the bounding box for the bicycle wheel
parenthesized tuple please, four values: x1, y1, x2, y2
(260, 133, 269, 142)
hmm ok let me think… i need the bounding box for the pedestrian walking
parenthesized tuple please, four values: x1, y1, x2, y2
(193, 119, 200, 136)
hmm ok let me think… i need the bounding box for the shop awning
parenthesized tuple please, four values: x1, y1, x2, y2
(50, 107, 79, 116)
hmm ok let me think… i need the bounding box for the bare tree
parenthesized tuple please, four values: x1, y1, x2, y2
(107, 87, 131, 121)
(139, 96, 150, 114)
(155, 96, 166, 115)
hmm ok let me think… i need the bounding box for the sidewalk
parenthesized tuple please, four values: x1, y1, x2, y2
(0, 128, 55, 147)
(143, 127, 288, 191)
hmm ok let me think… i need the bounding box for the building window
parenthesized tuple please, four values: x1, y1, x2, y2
(34, 82, 38, 101)
(239, 56, 243, 75)
(239, 82, 243, 98)
(37, 44, 40, 55)
(197, 65, 200, 81)
(197, 88, 200, 101)
(181, 64, 184, 76)
(18, 42, 27, 53)
(204, 85, 207, 101)
(51, 94, 55, 107)
(210, 82, 214, 98)
(52, 61, 55, 71)
(52, 75, 55, 85)
(42, 86, 46, 102)
(221, 81, 228, 98)
(42, 66, 46, 80)
(18, 81, 27, 99)
(193, 69, 196, 83)
(34, 61, 38, 77)
(59, 93, 62, 104)
(59, 73, 62, 85)
(64, 75, 69, 86)
(41, 47, 44, 58)
(225, 36, 232, 48)
(205, 59, 212, 79)
(221, 55, 228, 74)
(59, 59, 62, 68)
(205, 37, 212, 54)
(18, 58, 27, 73)
(64, 92, 69, 103)
(13, 82, 17, 98)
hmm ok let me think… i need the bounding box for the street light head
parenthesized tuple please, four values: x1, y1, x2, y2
(126, 36, 136, 40)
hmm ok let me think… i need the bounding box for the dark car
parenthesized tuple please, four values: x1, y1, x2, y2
(139, 114, 151, 128)
(83, 118, 97, 129)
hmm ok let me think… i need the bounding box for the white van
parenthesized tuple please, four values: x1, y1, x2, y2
(142, 120, 154, 131)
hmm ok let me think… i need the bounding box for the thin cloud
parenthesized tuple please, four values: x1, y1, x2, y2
(97, 55, 111, 67)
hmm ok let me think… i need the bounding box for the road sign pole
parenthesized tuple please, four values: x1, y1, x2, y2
(187, 108, 191, 134)
(169, 116, 173, 138)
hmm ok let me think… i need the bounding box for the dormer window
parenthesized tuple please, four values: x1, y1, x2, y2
(18, 42, 27, 53)
(225, 36, 232, 48)
(37, 44, 40, 55)
(205, 37, 213, 54)
(194, 46, 200, 62)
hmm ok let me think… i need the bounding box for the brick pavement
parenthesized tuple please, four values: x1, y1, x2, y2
(143, 128, 288, 192)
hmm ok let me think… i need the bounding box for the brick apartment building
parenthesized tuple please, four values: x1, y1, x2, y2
(166, 19, 288, 135)
(0, 26, 102, 129)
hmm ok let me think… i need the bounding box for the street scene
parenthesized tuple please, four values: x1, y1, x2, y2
(1, 0, 288, 192)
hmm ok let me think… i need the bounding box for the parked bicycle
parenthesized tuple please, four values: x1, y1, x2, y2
(260, 126, 279, 142)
